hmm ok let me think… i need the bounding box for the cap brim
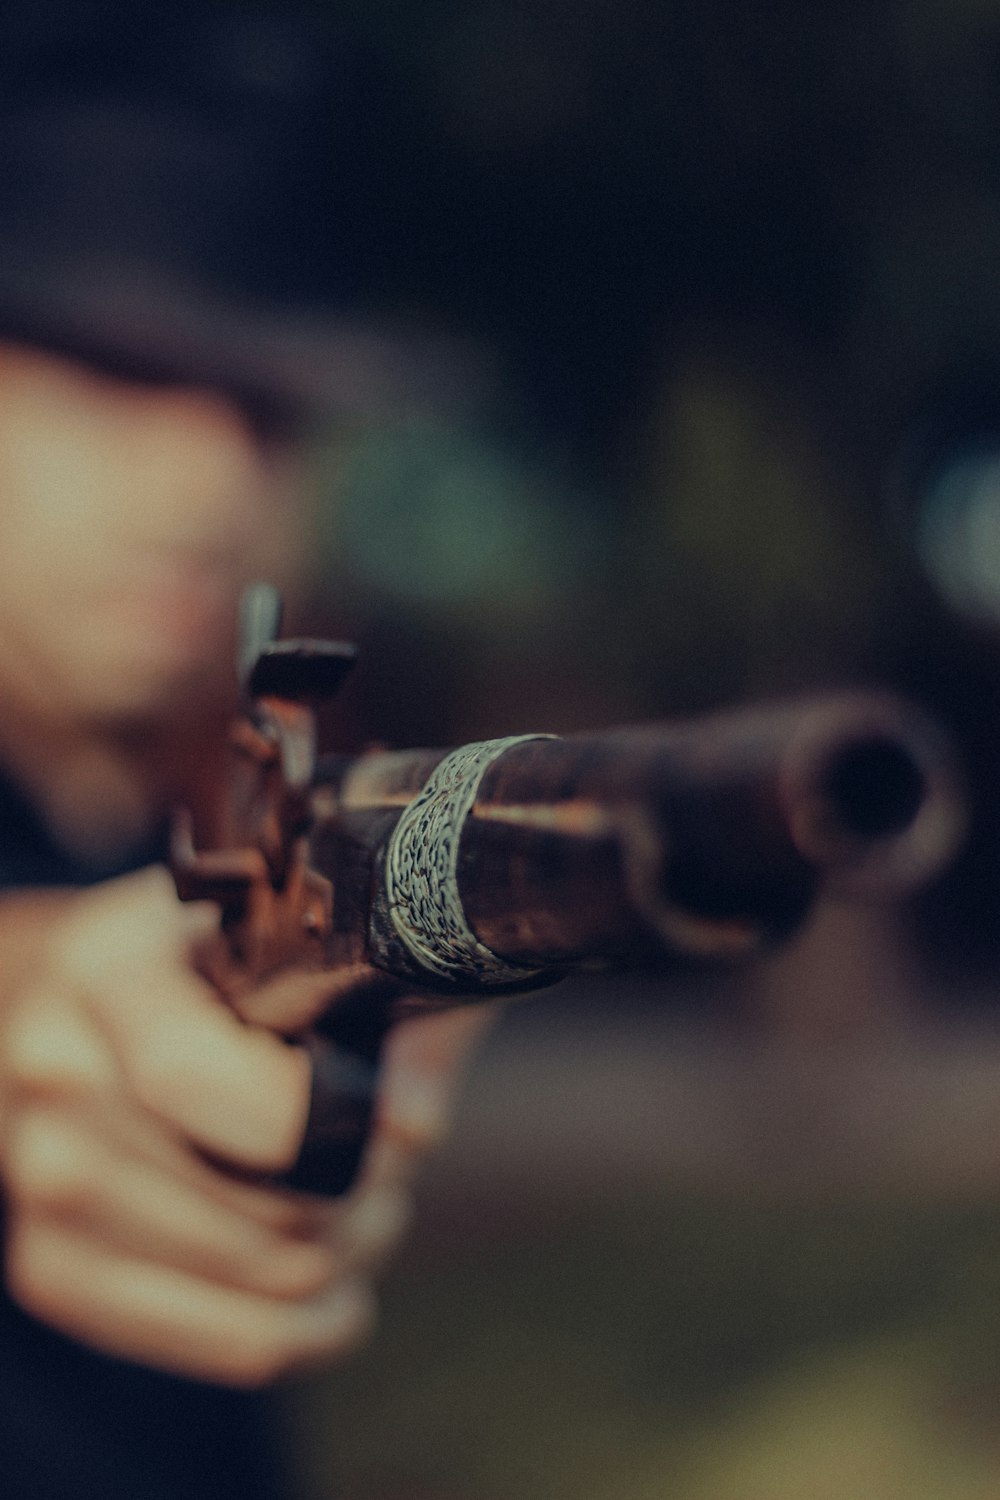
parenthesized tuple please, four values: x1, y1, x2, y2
(0, 255, 467, 420)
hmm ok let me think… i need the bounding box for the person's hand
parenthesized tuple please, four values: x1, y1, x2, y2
(0, 866, 488, 1386)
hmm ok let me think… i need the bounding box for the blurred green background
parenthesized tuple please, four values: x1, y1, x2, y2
(305, 0, 1000, 735)
(284, 2, 1000, 1496)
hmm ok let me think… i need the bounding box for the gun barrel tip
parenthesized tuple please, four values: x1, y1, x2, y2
(821, 737, 927, 840)
(786, 702, 967, 897)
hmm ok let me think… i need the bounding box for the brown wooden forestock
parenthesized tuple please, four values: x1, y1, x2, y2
(171, 628, 964, 1196)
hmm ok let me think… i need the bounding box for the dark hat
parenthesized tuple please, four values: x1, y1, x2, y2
(0, 2, 425, 417)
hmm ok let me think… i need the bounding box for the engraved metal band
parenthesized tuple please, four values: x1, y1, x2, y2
(384, 735, 555, 984)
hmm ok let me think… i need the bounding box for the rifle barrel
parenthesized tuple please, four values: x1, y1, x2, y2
(312, 692, 963, 991)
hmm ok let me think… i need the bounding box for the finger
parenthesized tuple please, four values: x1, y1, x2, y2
(226, 964, 399, 1035)
(0, 986, 337, 1248)
(85, 968, 312, 1173)
(337, 1179, 413, 1274)
(5, 1107, 341, 1300)
(377, 1005, 497, 1151)
(6, 1218, 375, 1387)
(58, 864, 221, 980)
(43, 1074, 340, 1240)
(1, 985, 119, 1105)
(50, 867, 309, 1169)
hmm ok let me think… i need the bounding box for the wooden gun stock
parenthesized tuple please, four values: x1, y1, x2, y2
(171, 595, 965, 1195)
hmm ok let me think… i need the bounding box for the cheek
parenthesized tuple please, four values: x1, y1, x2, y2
(0, 515, 87, 622)
(0, 431, 128, 592)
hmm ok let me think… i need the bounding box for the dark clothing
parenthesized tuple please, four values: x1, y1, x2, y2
(0, 1299, 291, 1500)
(0, 775, 292, 1500)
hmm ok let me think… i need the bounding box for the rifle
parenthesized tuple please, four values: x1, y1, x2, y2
(170, 587, 965, 1195)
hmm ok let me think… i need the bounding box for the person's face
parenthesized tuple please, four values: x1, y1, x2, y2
(0, 342, 309, 725)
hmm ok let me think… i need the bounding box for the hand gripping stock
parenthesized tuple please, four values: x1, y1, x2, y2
(171, 588, 966, 1196)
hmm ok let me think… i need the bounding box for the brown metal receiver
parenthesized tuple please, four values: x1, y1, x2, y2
(171, 588, 965, 1195)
